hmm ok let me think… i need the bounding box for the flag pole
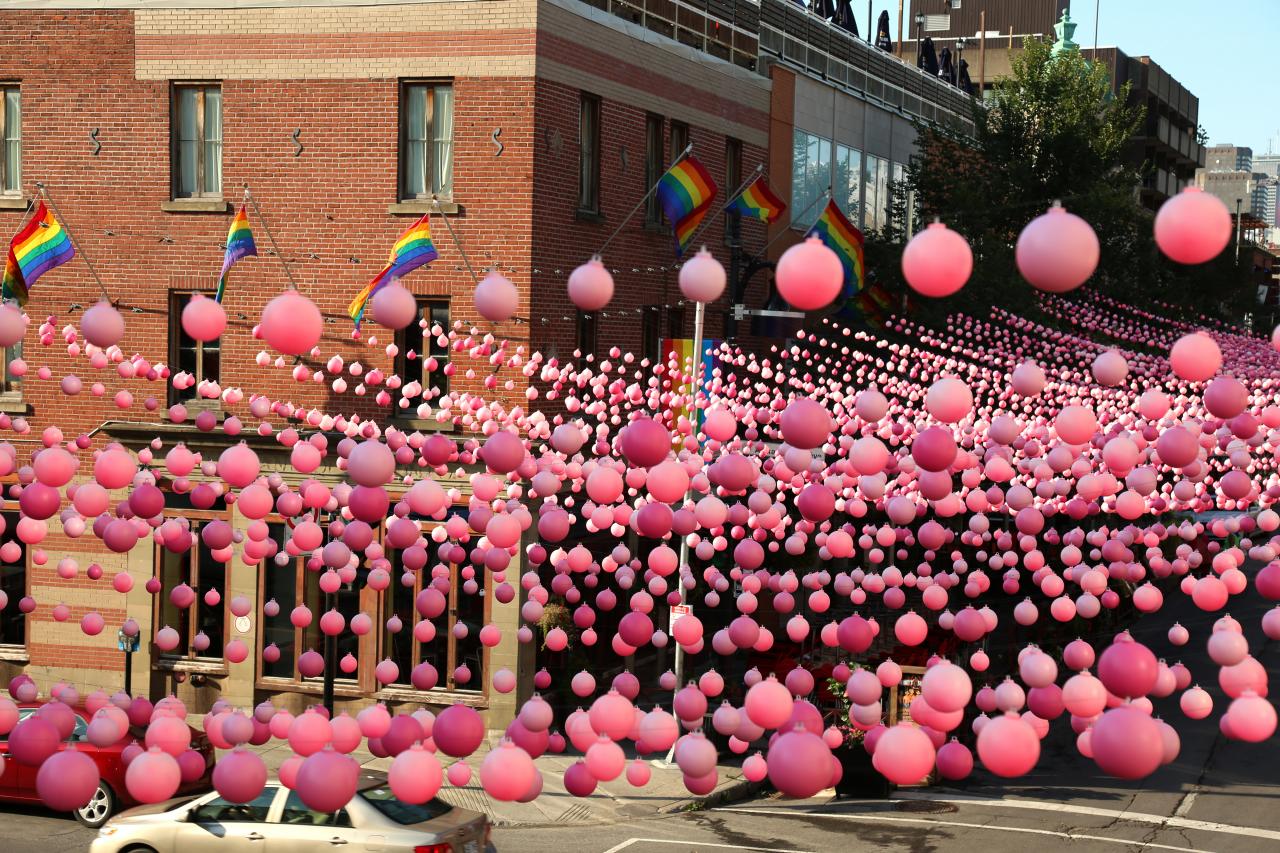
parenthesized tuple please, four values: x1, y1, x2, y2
(681, 163, 764, 253)
(242, 183, 300, 291)
(34, 182, 110, 302)
(430, 195, 480, 285)
(596, 143, 694, 257)
(748, 187, 831, 264)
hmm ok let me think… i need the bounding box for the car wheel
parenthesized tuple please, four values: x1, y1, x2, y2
(74, 780, 116, 829)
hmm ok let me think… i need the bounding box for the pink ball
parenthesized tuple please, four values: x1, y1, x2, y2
(766, 729, 832, 798)
(371, 282, 418, 330)
(1154, 187, 1232, 264)
(925, 377, 973, 424)
(567, 256, 614, 311)
(1090, 707, 1163, 780)
(218, 443, 261, 489)
(261, 290, 322, 355)
(976, 713, 1040, 777)
(288, 710, 333, 756)
(563, 760, 597, 797)
(1090, 350, 1128, 387)
(678, 248, 726, 303)
(181, 293, 227, 341)
(474, 270, 519, 322)
(871, 724, 935, 785)
(1055, 405, 1098, 445)
(1011, 361, 1045, 396)
(0, 303, 24, 347)
(776, 236, 843, 310)
(1097, 639, 1158, 699)
(213, 748, 267, 804)
(1015, 204, 1098, 292)
(296, 749, 359, 812)
(389, 745, 443, 803)
(81, 300, 125, 347)
(902, 222, 972, 297)
(936, 739, 973, 780)
(1169, 333, 1221, 382)
(94, 448, 137, 489)
(912, 426, 957, 473)
(125, 747, 181, 803)
(921, 662, 971, 713)
(347, 440, 395, 487)
(9, 715, 59, 766)
(481, 430, 525, 474)
(434, 704, 485, 757)
(145, 715, 192, 756)
(1226, 693, 1277, 742)
(36, 748, 100, 811)
(779, 397, 833, 450)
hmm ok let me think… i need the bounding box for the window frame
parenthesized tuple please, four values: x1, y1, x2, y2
(578, 93, 602, 214)
(170, 82, 223, 200)
(724, 137, 742, 244)
(668, 120, 689, 166)
(151, 511, 233, 671)
(791, 128, 832, 232)
(643, 114, 664, 226)
(168, 286, 222, 407)
(0, 506, 28, 656)
(0, 84, 20, 197)
(398, 80, 455, 202)
(393, 295, 451, 410)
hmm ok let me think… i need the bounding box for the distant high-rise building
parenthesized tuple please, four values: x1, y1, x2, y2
(1207, 144, 1253, 173)
(1255, 152, 1280, 180)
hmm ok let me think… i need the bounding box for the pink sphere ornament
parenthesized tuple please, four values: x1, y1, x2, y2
(871, 724, 935, 785)
(1015, 204, 1099, 292)
(181, 293, 227, 342)
(567, 256, 614, 312)
(37, 748, 100, 811)
(976, 713, 1040, 778)
(901, 221, 973, 298)
(261, 290, 323, 355)
(370, 281, 418, 330)
(1169, 333, 1222, 382)
(1090, 707, 1163, 780)
(678, 248, 726, 303)
(474, 270, 519, 322)
(81, 300, 125, 348)
(1154, 187, 1232, 264)
(776, 236, 843, 311)
(213, 748, 268, 804)
(296, 749, 359, 812)
(125, 747, 181, 804)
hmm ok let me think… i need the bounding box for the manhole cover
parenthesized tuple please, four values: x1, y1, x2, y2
(896, 800, 959, 814)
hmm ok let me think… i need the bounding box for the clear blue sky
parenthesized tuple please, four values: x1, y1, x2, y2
(896, 1, 1280, 153)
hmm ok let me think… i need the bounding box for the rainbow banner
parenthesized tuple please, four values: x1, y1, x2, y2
(810, 199, 865, 302)
(656, 155, 718, 258)
(855, 280, 894, 328)
(348, 212, 438, 325)
(662, 336, 721, 432)
(2, 201, 75, 305)
(216, 204, 258, 303)
(727, 175, 786, 225)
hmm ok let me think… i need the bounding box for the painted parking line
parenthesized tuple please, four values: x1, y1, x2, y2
(714, 806, 1218, 853)
(600, 838, 817, 853)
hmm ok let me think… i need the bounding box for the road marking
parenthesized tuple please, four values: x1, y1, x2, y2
(714, 807, 1218, 853)
(599, 838, 816, 853)
(889, 793, 1280, 842)
(1173, 792, 1198, 818)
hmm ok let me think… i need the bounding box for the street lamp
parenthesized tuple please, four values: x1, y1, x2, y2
(1236, 198, 1243, 266)
(955, 37, 969, 86)
(914, 12, 925, 66)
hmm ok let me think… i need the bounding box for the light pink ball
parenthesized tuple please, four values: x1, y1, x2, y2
(902, 222, 972, 297)
(976, 713, 1040, 777)
(871, 724, 935, 785)
(213, 748, 267, 803)
(389, 745, 442, 803)
(371, 282, 418, 330)
(765, 728, 832, 798)
(1169, 333, 1221, 382)
(474, 271, 519, 322)
(1154, 187, 1231, 264)
(81, 300, 125, 348)
(776, 237, 843, 310)
(181, 293, 227, 342)
(1090, 707, 1163, 780)
(37, 748, 100, 811)
(261, 290, 322, 355)
(567, 256, 614, 311)
(678, 248, 726, 303)
(1015, 205, 1098, 292)
(125, 747, 181, 803)
(296, 749, 359, 812)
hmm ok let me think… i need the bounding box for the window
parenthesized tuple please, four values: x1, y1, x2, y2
(169, 290, 221, 405)
(641, 307, 661, 360)
(360, 787, 452, 824)
(863, 155, 890, 233)
(400, 82, 454, 201)
(667, 303, 686, 339)
(384, 542, 486, 694)
(890, 162, 909, 233)
(0, 510, 25, 648)
(835, 144, 863, 228)
(578, 93, 601, 213)
(669, 120, 689, 165)
(280, 790, 352, 827)
(791, 130, 831, 231)
(576, 309, 597, 355)
(0, 338, 20, 399)
(395, 297, 450, 408)
(171, 84, 222, 199)
(644, 114, 664, 225)
(155, 520, 227, 660)
(724, 137, 742, 242)
(0, 86, 19, 195)
(192, 790, 277, 823)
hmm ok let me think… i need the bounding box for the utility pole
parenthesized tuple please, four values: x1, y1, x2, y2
(978, 11, 986, 95)
(1236, 198, 1244, 266)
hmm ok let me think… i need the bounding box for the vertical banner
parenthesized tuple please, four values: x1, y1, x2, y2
(661, 337, 721, 433)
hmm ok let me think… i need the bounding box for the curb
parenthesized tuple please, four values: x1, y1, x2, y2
(657, 776, 766, 814)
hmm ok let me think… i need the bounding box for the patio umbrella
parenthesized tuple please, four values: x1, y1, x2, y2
(919, 37, 939, 76)
(938, 46, 955, 85)
(958, 58, 974, 96)
(875, 10, 893, 51)
(832, 0, 859, 37)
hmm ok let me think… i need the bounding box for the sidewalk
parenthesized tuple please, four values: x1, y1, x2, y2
(204, 722, 760, 827)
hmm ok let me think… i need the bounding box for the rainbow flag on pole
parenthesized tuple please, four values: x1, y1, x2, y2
(662, 336, 721, 433)
(809, 199, 865, 299)
(348, 213, 438, 326)
(727, 175, 787, 224)
(216, 204, 257, 303)
(656, 155, 718, 258)
(2, 201, 75, 305)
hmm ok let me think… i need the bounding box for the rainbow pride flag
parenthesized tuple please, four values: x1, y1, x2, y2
(348, 213, 438, 325)
(656, 155, 718, 258)
(216, 204, 257, 303)
(727, 175, 786, 224)
(2, 201, 74, 305)
(810, 199, 865, 300)
(662, 336, 721, 433)
(855, 280, 894, 328)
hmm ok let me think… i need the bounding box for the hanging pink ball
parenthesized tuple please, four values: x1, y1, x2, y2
(678, 248, 726, 303)
(567, 256, 614, 311)
(1097, 639, 1158, 698)
(145, 715, 191, 756)
(871, 724, 935, 785)
(181, 293, 227, 342)
(218, 443, 261, 489)
(744, 676, 792, 730)
(347, 439, 395, 487)
(921, 662, 971, 713)
(1055, 406, 1098, 445)
(1090, 350, 1128, 387)
(901, 222, 972, 297)
(261, 290, 323, 355)
(1090, 707, 1163, 780)
(36, 748, 100, 811)
(296, 749, 359, 812)
(776, 236, 843, 310)
(389, 745, 443, 803)
(213, 748, 267, 804)
(370, 281, 418, 330)
(81, 300, 125, 348)
(125, 747, 181, 803)
(935, 739, 973, 780)
(912, 426, 956, 473)
(474, 270, 519, 322)
(288, 710, 333, 756)
(481, 741, 538, 802)
(925, 377, 973, 424)
(779, 397, 833, 450)
(1010, 360, 1046, 396)
(626, 758, 652, 787)
(1169, 332, 1221, 382)
(766, 728, 832, 798)
(434, 704, 485, 757)
(481, 430, 525, 474)
(1226, 693, 1277, 742)
(976, 713, 1040, 777)
(0, 303, 24, 347)
(1015, 204, 1099, 292)
(1154, 187, 1231, 264)
(563, 760, 597, 797)
(94, 447, 137, 489)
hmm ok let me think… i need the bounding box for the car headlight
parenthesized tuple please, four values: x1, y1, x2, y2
(97, 826, 118, 837)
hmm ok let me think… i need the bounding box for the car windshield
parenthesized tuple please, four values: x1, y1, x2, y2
(359, 787, 453, 825)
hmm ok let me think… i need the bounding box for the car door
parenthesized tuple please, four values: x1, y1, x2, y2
(265, 789, 367, 853)
(173, 789, 279, 853)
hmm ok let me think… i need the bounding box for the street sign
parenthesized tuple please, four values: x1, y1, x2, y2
(670, 603, 693, 625)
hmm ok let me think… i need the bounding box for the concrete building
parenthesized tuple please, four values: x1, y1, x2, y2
(0, 0, 971, 730)
(1207, 144, 1254, 173)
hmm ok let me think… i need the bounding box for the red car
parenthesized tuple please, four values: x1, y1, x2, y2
(0, 702, 214, 828)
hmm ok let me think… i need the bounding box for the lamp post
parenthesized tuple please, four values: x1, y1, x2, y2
(1236, 198, 1244, 266)
(914, 12, 924, 66)
(955, 37, 969, 87)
